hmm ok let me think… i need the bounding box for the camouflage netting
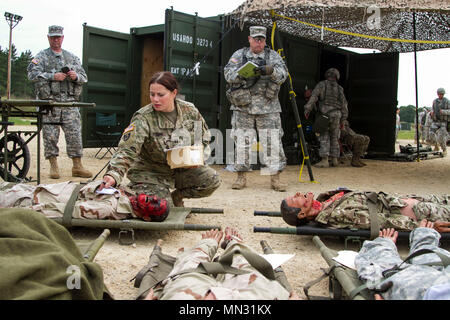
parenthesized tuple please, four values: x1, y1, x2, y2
(227, 0, 450, 52)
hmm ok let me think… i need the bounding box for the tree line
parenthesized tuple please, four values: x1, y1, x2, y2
(399, 105, 428, 124)
(0, 45, 34, 98)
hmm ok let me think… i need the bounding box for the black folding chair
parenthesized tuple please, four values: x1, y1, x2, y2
(94, 112, 122, 159)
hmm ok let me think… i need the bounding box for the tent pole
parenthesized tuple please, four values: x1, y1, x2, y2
(413, 11, 420, 162)
(270, 11, 315, 182)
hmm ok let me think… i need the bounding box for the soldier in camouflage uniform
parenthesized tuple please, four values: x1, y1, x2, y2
(146, 227, 298, 300)
(355, 221, 450, 300)
(99, 71, 220, 207)
(429, 88, 449, 156)
(340, 120, 370, 167)
(27, 25, 92, 179)
(304, 68, 348, 168)
(281, 189, 450, 232)
(224, 26, 288, 191)
(423, 109, 434, 145)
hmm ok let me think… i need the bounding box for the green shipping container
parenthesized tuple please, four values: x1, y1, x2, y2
(81, 8, 398, 164)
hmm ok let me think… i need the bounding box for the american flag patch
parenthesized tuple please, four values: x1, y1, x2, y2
(123, 123, 135, 134)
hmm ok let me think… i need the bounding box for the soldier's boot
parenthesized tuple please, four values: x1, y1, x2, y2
(315, 156, 329, 168)
(351, 154, 364, 167)
(72, 157, 93, 178)
(231, 172, 247, 190)
(434, 144, 440, 151)
(270, 172, 287, 192)
(331, 157, 339, 167)
(171, 189, 184, 207)
(48, 156, 60, 179)
(443, 149, 447, 157)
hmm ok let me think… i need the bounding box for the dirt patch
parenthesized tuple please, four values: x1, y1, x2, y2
(7, 126, 450, 299)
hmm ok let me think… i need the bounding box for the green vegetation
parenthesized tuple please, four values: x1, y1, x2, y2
(8, 117, 34, 125)
(0, 45, 34, 98)
(398, 128, 417, 140)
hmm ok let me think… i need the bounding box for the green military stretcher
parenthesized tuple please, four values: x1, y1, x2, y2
(253, 211, 450, 246)
(51, 205, 224, 245)
(303, 236, 373, 300)
(133, 238, 293, 300)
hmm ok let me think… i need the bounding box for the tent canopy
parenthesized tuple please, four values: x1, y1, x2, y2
(229, 0, 450, 52)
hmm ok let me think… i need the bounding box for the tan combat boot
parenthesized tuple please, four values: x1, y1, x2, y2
(171, 189, 184, 207)
(331, 157, 339, 167)
(351, 155, 364, 167)
(434, 144, 440, 151)
(315, 156, 329, 168)
(231, 172, 246, 190)
(48, 156, 60, 179)
(443, 149, 447, 157)
(270, 172, 287, 192)
(72, 157, 93, 178)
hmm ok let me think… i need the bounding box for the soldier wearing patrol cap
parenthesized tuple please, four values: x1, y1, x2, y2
(429, 87, 450, 156)
(27, 25, 92, 179)
(224, 25, 288, 192)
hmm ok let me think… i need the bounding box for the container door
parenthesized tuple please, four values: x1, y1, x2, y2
(164, 9, 222, 131)
(81, 24, 131, 148)
(347, 52, 399, 156)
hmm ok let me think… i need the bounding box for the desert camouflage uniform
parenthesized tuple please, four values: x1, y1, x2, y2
(340, 122, 370, 158)
(0, 181, 135, 220)
(315, 191, 450, 231)
(355, 227, 450, 299)
(224, 47, 288, 173)
(105, 99, 221, 206)
(154, 238, 290, 300)
(304, 80, 348, 158)
(27, 48, 87, 159)
(429, 97, 449, 152)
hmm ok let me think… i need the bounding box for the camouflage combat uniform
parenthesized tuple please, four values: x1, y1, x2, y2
(315, 191, 450, 231)
(429, 96, 449, 152)
(105, 99, 221, 206)
(340, 122, 370, 159)
(27, 48, 87, 159)
(0, 181, 135, 220)
(304, 79, 348, 158)
(154, 238, 290, 300)
(224, 47, 288, 173)
(355, 227, 450, 299)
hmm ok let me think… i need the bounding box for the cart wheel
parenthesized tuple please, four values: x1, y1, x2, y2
(0, 133, 31, 182)
(328, 275, 343, 300)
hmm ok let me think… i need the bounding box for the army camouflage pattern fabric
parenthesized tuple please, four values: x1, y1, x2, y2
(224, 47, 288, 173)
(355, 227, 450, 299)
(152, 238, 290, 300)
(304, 80, 349, 158)
(0, 181, 136, 220)
(224, 47, 288, 115)
(340, 122, 370, 157)
(315, 191, 450, 231)
(27, 48, 88, 159)
(429, 97, 450, 151)
(231, 111, 287, 173)
(105, 99, 220, 206)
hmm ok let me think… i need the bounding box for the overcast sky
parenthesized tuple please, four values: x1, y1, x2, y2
(1, 0, 449, 108)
